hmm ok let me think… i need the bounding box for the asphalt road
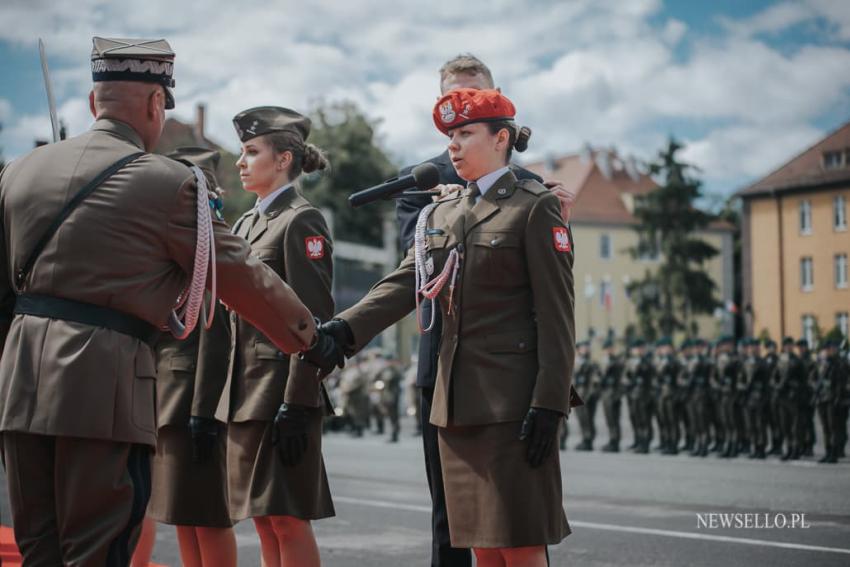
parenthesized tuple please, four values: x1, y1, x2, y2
(3, 416, 850, 566)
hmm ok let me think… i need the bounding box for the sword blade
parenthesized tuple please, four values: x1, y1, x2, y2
(38, 38, 60, 143)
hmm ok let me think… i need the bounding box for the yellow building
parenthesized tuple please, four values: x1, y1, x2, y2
(738, 121, 850, 344)
(526, 148, 735, 346)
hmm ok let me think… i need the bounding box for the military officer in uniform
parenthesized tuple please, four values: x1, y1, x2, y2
(573, 340, 601, 451)
(813, 340, 849, 464)
(742, 338, 770, 459)
(684, 339, 713, 457)
(762, 339, 783, 455)
(774, 337, 805, 460)
(0, 37, 319, 566)
(394, 54, 556, 567)
(797, 338, 818, 456)
(217, 106, 336, 567)
(713, 336, 741, 458)
(319, 88, 576, 567)
(655, 337, 681, 455)
(599, 339, 625, 452)
(625, 339, 655, 454)
(374, 352, 404, 443)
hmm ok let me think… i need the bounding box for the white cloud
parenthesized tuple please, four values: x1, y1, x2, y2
(1, 0, 849, 195)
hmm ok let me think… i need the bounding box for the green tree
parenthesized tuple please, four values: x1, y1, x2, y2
(627, 139, 719, 337)
(301, 101, 396, 247)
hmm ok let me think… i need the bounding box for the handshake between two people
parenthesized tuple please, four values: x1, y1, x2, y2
(266, 319, 356, 468)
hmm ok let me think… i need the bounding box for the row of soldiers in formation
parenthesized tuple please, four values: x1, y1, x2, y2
(566, 335, 850, 464)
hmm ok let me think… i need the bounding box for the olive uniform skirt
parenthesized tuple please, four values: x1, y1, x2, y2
(148, 425, 232, 527)
(226, 411, 334, 522)
(438, 420, 571, 548)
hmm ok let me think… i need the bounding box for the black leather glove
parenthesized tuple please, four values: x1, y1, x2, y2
(519, 407, 563, 468)
(300, 318, 354, 377)
(271, 403, 311, 467)
(188, 416, 220, 464)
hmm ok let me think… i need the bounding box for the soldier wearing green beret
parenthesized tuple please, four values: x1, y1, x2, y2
(796, 338, 818, 456)
(573, 340, 601, 451)
(774, 337, 806, 460)
(599, 339, 625, 452)
(625, 339, 655, 454)
(712, 336, 743, 457)
(813, 340, 849, 463)
(655, 337, 681, 455)
(742, 338, 770, 459)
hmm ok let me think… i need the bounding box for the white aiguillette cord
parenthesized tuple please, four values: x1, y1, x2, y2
(414, 203, 459, 334)
(167, 165, 217, 338)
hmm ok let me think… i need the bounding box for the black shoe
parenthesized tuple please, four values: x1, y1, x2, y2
(602, 441, 619, 453)
(769, 444, 783, 455)
(803, 446, 814, 457)
(575, 440, 593, 451)
(819, 454, 838, 464)
(780, 451, 792, 461)
(754, 447, 766, 459)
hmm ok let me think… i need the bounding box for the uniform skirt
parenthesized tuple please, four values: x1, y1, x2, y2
(147, 424, 232, 527)
(438, 420, 571, 548)
(226, 411, 335, 522)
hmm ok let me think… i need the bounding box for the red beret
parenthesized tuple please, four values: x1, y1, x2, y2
(433, 88, 516, 135)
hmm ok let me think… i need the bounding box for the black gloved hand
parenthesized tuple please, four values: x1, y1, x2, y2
(188, 416, 220, 464)
(300, 318, 354, 377)
(270, 403, 311, 467)
(519, 407, 564, 468)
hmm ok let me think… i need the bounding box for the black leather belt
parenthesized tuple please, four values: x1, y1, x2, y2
(14, 294, 160, 347)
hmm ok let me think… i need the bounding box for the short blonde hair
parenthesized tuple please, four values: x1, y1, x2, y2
(439, 54, 494, 89)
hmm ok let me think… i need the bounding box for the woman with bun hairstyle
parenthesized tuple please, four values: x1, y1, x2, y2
(221, 106, 335, 567)
(319, 88, 576, 567)
(133, 146, 237, 567)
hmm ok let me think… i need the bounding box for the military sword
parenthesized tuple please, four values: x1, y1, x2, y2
(38, 38, 60, 143)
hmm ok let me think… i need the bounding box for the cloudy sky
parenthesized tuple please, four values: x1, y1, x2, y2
(1, 0, 849, 197)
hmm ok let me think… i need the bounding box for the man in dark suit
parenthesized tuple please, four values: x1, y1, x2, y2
(395, 54, 573, 567)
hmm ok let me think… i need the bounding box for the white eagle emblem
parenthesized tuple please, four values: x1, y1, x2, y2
(552, 227, 571, 252)
(439, 101, 456, 124)
(305, 236, 325, 259)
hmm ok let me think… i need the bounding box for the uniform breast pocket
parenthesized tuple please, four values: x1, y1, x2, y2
(254, 341, 287, 363)
(470, 232, 524, 283)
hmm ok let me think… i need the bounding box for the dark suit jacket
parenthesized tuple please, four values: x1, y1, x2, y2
(395, 150, 543, 388)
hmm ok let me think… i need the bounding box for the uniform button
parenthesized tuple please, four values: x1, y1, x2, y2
(490, 238, 499, 246)
(457, 243, 464, 253)
(518, 341, 527, 349)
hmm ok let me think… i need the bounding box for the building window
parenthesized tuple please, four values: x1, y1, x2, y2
(835, 194, 847, 230)
(800, 257, 814, 291)
(799, 200, 812, 234)
(836, 254, 848, 289)
(823, 150, 845, 170)
(802, 314, 816, 347)
(600, 234, 612, 259)
(838, 313, 849, 338)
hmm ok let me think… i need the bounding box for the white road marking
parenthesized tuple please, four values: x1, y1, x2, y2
(333, 496, 850, 555)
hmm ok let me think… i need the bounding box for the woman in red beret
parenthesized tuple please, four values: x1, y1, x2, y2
(321, 88, 575, 567)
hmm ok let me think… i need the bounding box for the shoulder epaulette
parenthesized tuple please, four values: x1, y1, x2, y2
(516, 178, 547, 196)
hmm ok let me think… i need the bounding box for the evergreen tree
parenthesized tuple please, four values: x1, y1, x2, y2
(627, 139, 719, 337)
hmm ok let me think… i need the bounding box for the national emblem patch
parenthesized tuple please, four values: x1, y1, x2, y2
(552, 226, 571, 253)
(305, 236, 325, 259)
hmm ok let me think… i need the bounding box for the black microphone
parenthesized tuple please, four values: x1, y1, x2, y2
(348, 163, 440, 208)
